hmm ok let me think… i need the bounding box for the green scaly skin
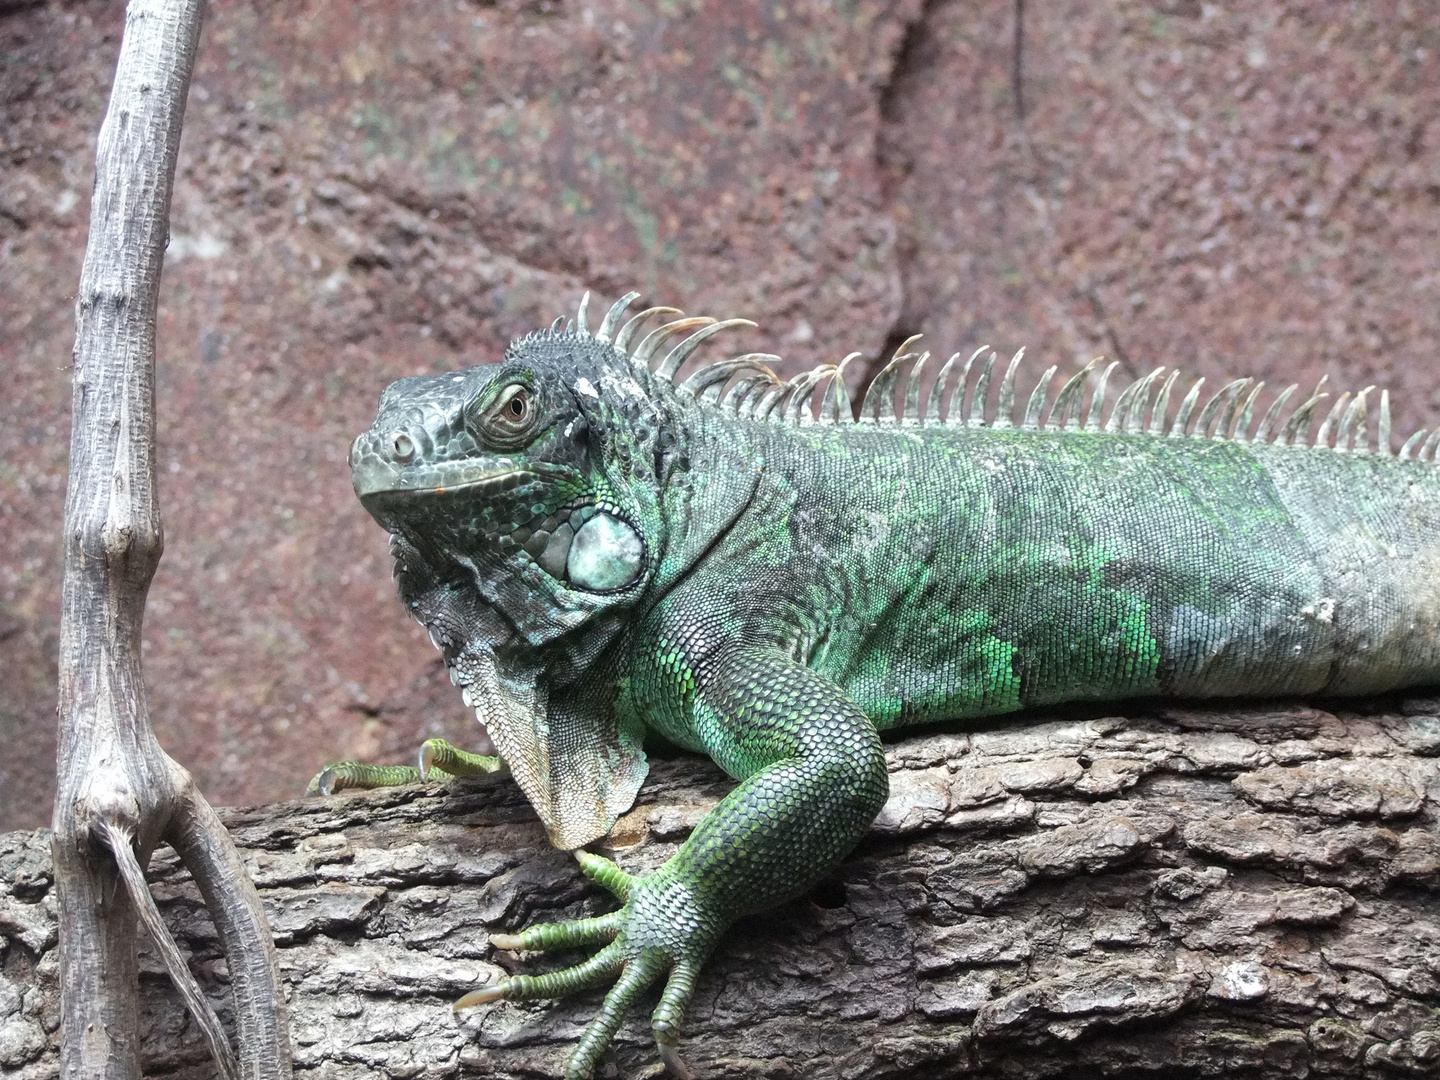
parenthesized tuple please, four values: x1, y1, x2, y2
(329, 293, 1440, 1078)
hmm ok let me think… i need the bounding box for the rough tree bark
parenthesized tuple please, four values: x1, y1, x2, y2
(4, 702, 1438, 1078)
(52, 1, 289, 1078)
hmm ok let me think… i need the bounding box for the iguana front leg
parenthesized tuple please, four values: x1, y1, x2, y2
(459, 647, 890, 1079)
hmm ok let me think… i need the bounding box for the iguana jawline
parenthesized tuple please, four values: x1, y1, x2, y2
(356, 470, 532, 507)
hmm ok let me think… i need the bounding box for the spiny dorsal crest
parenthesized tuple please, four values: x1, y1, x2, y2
(570, 292, 1420, 458)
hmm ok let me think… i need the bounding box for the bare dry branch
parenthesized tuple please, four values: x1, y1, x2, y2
(54, 2, 290, 1077)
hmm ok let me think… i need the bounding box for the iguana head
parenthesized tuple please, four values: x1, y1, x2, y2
(349, 293, 760, 847)
(354, 335, 649, 606)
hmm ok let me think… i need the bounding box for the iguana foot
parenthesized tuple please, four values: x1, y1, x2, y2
(457, 851, 711, 1080)
(304, 738, 504, 796)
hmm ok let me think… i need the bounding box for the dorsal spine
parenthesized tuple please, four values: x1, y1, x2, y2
(568, 291, 1422, 458)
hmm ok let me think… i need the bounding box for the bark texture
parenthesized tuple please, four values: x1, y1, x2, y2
(6, 701, 1440, 1079)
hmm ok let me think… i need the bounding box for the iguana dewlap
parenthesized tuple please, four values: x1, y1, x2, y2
(343, 292, 1440, 1079)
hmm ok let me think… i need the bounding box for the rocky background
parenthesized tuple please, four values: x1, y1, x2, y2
(4, 0, 1440, 830)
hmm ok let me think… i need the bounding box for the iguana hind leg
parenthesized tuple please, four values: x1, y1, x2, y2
(304, 737, 504, 796)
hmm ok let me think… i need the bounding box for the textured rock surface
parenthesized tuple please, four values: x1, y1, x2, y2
(4, 705, 1440, 1078)
(6, 1, 1440, 828)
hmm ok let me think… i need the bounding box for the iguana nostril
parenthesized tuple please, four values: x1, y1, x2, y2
(391, 432, 416, 462)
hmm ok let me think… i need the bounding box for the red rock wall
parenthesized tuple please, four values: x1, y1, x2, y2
(3, 0, 1439, 829)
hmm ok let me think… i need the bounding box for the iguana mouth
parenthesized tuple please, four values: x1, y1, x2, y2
(356, 469, 533, 506)
(350, 420, 534, 503)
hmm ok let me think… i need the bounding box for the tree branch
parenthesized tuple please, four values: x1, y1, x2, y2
(8, 704, 1438, 1078)
(54, 2, 290, 1077)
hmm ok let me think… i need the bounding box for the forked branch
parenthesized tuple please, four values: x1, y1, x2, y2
(54, 2, 291, 1078)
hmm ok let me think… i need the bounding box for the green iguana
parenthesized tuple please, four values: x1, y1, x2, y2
(317, 291, 1440, 1079)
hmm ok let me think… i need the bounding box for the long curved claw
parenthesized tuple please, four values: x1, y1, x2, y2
(416, 737, 505, 779)
(565, 955, 668, 1080)
(658, 1041, 694, 1080)
(490, 910, 624, 953)
(453, 983, 507, 1010)
(304, 762, 420, 796)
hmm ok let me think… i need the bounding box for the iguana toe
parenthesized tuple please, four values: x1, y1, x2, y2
(564, 953, 667, 1080)
(573, 850, 634, 900)
(416, 737, 505, 779)
(305, 738, 503, 797)
(303, 762, 420, 796)
(651, 957, 701, 1078)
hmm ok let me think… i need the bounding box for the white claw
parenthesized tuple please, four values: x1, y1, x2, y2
(658, 1042, 694, 1080)
(454, 984, 507, 1011)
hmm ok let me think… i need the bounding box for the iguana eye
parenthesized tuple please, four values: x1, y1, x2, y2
(473, 383, 537, 446)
